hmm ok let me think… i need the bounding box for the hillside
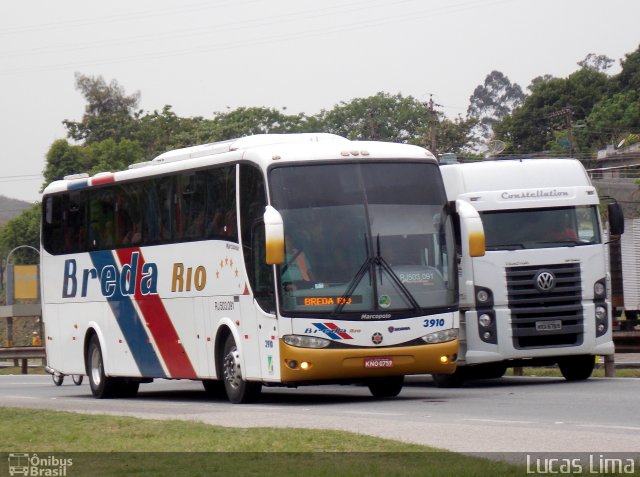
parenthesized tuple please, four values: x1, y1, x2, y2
(0, 195, 33, 226)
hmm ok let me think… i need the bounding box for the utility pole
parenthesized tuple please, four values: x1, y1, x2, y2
(424, 95, 440, 156)
(547, 106, 574, 157)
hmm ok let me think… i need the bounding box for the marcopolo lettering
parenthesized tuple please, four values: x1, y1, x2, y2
(62, 252, 158, 298)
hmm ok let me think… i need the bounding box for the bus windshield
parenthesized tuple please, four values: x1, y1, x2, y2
(480, 205, 601, 251)
(269, 162, 456, 317)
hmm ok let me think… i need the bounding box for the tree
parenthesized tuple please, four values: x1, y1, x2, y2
(494, 66, 610, 156)
(318, 92, 432, 144)
(210, 106, 312, 140)
(63, 73, 140, 144)
(577, 53, 614, 72)
(467, 71, 525, 142)
(41, 139, 88, 189)
(0, 204, 41, 265)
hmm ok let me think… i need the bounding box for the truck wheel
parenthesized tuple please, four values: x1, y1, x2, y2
(221, 334, 261, 404)
(367, 375, 404, 397)
(558, 355, 594, 381)
(432, 369, 465, 388)
(52, 373, 64, 386)
(86, 335, 119, 398)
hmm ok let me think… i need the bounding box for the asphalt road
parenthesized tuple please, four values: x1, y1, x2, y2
(1, 374, 639, 456)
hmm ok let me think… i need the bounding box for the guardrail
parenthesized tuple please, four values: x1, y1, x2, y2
(0, 346, 46, 374)
(613, 330, 640, 353)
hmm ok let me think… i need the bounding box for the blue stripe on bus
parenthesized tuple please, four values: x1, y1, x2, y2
(68, 180, 89, 190)
(89, 250, 167, 378)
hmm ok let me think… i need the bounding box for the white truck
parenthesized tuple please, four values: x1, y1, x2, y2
(437, 158, 624, 386)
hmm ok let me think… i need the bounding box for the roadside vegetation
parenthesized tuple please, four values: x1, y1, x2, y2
(0, 407, 524, 477)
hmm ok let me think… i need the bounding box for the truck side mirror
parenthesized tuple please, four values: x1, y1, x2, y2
(608, 202, 624, 236)
(264, 205, 285, 265)
(456, 199, 485, 257)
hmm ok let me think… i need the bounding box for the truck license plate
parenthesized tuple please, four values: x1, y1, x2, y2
(364, 357, 393, 368)
(536, 320, 562, 331)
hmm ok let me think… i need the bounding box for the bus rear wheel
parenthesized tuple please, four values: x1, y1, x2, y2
(367, 375, 404, 398)
(558, 355, 594, 381)
(221, 335, 261, 404)
(86, 335, 121, 398)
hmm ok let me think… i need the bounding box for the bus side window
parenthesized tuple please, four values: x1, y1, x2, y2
(240, 164, 274, 313)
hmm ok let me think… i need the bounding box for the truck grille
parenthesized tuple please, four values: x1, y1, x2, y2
(506, 263, 583, 349)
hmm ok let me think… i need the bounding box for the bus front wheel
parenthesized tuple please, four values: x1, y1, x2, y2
(221, 335, 261, 404)
(367, 375, 404, 398)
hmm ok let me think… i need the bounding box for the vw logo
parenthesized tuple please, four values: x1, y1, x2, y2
(534, 270, 556, 292)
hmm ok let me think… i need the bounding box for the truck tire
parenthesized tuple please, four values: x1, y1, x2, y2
(432, 369, 465, 388)
(558, 355, 594, 381)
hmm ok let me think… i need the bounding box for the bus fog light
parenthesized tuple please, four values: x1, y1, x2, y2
(300, 361, 311, 370)
(595, 306, 606, 321)
(440, 355, 449, 364)
(478, 314, 492, 328)
(597, 323, 605, 333)
(482, 331, 492, 340)
(421, 328, 458, 344)
(288, 360, 298, 369)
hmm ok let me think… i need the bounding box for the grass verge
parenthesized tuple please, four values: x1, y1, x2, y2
(0, 407, 524, 477)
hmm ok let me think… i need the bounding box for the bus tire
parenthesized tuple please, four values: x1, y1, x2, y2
(558, 355, 594, 381)
(115, 379, 140, 398)
(221, 334, 261, 404)
(72, 375, 83, 385)
(367, 375, 404, 398)
(86, 334, 119, 399)
(52, 373, 64, 386)
(432, 369, 465, 388)
(202, 379, 226, 397)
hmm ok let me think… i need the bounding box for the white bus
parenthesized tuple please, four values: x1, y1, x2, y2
(41, 133, 485, 403)
(436, 158, 624, 386)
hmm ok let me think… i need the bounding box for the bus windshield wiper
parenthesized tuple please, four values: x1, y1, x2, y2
(331, 234, 372, 317)
(374, 235, 421, 313)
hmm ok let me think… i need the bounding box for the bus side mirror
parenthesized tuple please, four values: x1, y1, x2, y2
(264, 205, 285, 265)
(456, 199, 485, 257)
(608, 202, 624, 236)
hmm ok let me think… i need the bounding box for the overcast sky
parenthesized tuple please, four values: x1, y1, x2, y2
(1, 0, 639, 203)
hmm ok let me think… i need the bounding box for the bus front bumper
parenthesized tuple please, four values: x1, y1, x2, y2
(279, 338, 458, 383)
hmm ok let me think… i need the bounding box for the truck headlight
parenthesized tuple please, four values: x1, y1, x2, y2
(594, 280, 606, 299)
(595, 305, 607, 321)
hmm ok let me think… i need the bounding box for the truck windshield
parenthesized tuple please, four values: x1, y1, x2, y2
(269, 162, 456, 317)
(480, 205, 601, 251)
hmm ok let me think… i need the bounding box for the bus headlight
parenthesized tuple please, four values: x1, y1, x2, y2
(283, 335, 331, 349)
(595, 305, 607, 321)
(421, 328, 458, 344)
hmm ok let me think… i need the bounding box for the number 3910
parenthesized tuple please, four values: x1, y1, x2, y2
(423, 318, 445, 327)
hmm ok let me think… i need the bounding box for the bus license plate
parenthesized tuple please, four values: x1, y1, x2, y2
(364, 357, 393, 368)
(536, 320, 562, 331)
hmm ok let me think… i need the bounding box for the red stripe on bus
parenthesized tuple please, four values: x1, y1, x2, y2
(91, 174, 115, 186)
(116, 248, 197, 379)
